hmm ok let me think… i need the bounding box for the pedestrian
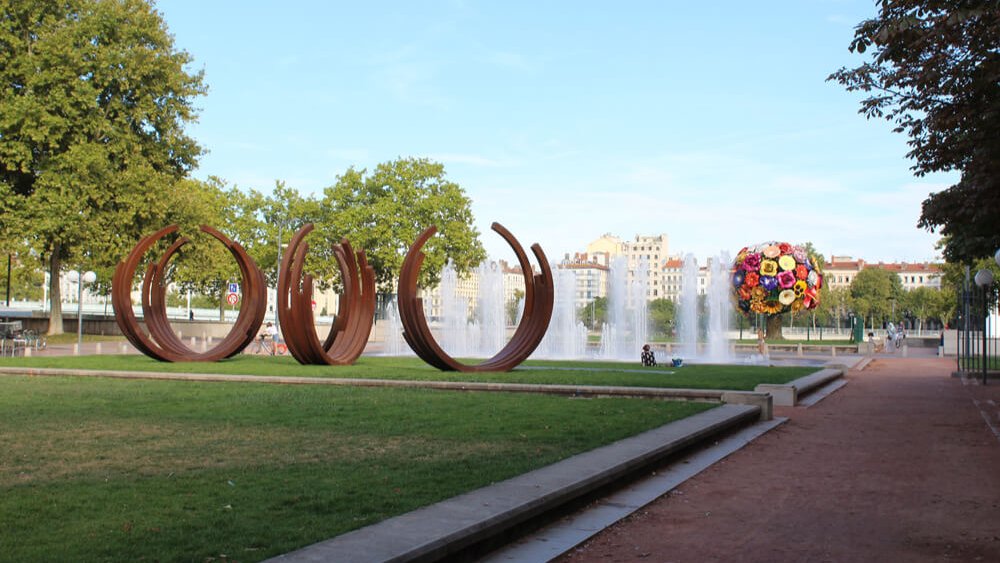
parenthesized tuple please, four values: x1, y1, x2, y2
(641, 344, 657, 367)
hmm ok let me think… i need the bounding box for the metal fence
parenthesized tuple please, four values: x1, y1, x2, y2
(956, 280, 999, 383)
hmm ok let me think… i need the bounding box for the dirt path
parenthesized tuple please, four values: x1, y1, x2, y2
(559, 358, 1000, 562)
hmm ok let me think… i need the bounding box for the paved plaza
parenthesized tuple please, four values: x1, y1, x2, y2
(559, 357, 1000, 562)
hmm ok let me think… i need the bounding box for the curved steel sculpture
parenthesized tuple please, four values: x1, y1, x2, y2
(397, 222, 554, 372)
(276, 224, 376, 365)
(112, 225, 267, 362)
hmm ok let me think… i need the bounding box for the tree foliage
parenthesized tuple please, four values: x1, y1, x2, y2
(849, 267, 905, 328)
(0, 0, 206, 332)
(829, 2, 1000, 262)
(648, 298, 676, 338)
(578, 296, 607, 330)
(318, 158, 486, 294)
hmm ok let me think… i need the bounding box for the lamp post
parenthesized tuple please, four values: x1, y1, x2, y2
(67, 270, 97, 349)
(974, 268, 994, 385)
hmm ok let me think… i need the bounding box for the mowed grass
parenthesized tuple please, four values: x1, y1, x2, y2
(0, 354, 816, 391)
(0, 375, 714, 562)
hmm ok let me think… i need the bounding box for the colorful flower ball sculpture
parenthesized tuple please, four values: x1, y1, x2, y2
(732, 241, 823, 316)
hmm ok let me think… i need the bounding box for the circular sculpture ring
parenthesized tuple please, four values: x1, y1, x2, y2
(276, 224, 375, 365)
(112, 225, 267, 362)
(397, 222, 554, 372)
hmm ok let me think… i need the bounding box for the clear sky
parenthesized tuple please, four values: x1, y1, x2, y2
(156, 0, 954, 265)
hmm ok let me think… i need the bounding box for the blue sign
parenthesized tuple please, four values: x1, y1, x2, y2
(228, 282, 239, 294)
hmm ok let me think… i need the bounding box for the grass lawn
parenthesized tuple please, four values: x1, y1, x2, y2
(0, 355, 817, 391)
(0, 375, 713, 562)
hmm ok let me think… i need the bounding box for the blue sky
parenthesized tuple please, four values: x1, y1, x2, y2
(156, 0, 954, 265)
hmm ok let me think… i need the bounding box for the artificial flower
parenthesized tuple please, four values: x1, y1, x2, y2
(742, 253, 761, 271)
(778, 255, 796, 271)
(807, 270, 819, 287)
(792, 248, 807, 263)
(732, 270, 745, 287)
(803, 287, 818, 308)
(763, 245, 781, 258)
(738, 286, 752, 301)
(778, 242, 792, 254)
(793, 280, 807, 297)
(760, 275, 778, 291)
(778, 289, 796, 306)
(791, 299, 805, 312)
(760, 260, 778, 277)
(777, 270, 797, 289)
(795, 264, 808, 280)
(751, 286, 766, 300)
(744, 271, 760, 287)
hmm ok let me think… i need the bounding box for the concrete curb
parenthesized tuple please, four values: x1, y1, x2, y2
(754, 366, 846, 407)
(266, 404, 762, 563)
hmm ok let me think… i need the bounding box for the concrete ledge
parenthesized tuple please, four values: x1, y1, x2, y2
(266, 404, 761, 563)
(754, 367, 845, 406)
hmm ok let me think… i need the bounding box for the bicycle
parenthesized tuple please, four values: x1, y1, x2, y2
(22, 329, 47, 351)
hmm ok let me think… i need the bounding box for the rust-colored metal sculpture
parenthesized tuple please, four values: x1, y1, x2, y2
(276, 224, 376, 365)
(112, 225, 267, 362)
(397, 222, 553, 372)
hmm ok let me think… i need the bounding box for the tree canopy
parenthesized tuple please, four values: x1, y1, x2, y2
(829, 2, 1000, 263)
(849, 267, 905, 328)
(0, 0, 206, 332)
(318, 157, 486, 294)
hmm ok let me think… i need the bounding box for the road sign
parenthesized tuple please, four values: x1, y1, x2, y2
(228, 282, 239, 294)
(311, 300, 317, 311)
(226, 293, 239, 306)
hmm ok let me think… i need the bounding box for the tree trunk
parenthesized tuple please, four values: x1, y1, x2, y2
(47, 245, 63, 336)
(765, 314, 783, 340)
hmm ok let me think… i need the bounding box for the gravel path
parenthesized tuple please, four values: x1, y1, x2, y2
(558, 358, 1000, 562)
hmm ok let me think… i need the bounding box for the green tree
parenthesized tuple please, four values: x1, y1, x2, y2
(0, 0, 206, 333)
(578, 296, 607, 331)
(829, 3, 1000, 263)
(506, 288, 524, 326)
(317, 158, 486, 294)
(850, 267, 905, 330)
(648, 298, 676, 339)
(902, 286, 940, 332)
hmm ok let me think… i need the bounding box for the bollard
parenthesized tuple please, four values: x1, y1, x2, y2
(120, 342, 127, 354)
(95, 342, 102, 355)
(24, 347, 31, 357)
(73, 343, 79, 356)
(190, 336, 196, 347)
(797, 343, 803, 357)
(902, 344, 908, 357)
(201, 338, 208, 352)
(831, 346, 837, 357)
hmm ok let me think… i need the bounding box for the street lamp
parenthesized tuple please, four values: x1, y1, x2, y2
(67, 270, 97, 349)
(974, 268, 994, 385)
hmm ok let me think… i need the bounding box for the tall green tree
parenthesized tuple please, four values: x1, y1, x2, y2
(829, 2, 1000, 263)
(850, 267, 905, 330)
(318, 157, 486, 295)
(0, 0, 206, 333)
(648, 298, 676, 338)
(578, 296, 607, 331)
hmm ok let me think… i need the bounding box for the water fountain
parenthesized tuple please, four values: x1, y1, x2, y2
(678, 254, 700, 358)
(599, 255, 649, 360)
(705, 251, 734, 362)
(535, 267, 588, 359)
(676, 252, 734, 363)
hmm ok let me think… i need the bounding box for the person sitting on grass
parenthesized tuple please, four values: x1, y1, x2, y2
(641, 344, 657, 367)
